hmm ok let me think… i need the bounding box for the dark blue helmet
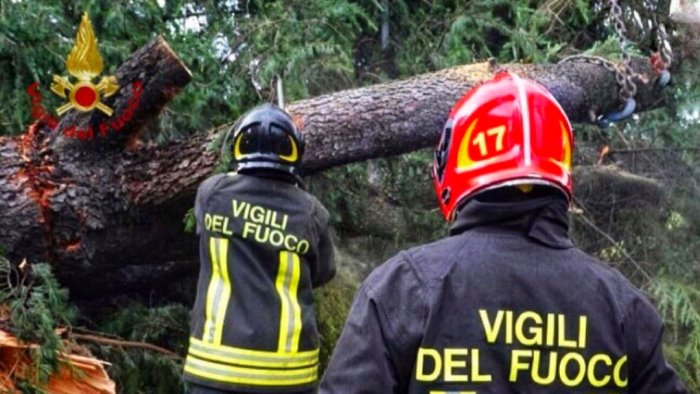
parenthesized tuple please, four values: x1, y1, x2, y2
(229, 104, 304, 175)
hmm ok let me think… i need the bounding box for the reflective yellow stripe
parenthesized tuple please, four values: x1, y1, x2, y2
(276, 251, 290, 352)
(213, 238, 230, 344)
(203, 237, 219, 342)
(289, 252, 302, 351)
(203, 237, 231, 344)
(184, 355, 317, 386)
(276, 251, 302, 353)
(188, 337, 318, 368)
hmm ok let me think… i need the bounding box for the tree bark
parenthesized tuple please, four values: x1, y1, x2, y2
(0, 47, 669, 297)
(53, 36, 192, 147)
(1, 37, 192, 296)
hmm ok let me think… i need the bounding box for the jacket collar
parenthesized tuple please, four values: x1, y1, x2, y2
(449, 195, 573, 249)
(237, 168, 298, 185)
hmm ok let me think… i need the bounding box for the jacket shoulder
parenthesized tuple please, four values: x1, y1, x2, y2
(362, 234, 467, 301)
(197, 173, 228, 199)
(568, 249, 638, 290)
(399, 233, 475, 284)
(359, 250, 430, 347)
(290, 189, 330, 227)
(571, 248, 658, 319)
(310, 195, 330, 224)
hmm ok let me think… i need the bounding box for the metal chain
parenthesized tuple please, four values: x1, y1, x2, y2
(558, 54, 637, 126)
(560, 0, 639, 104)
(644, 0, 673, 68)
(657, 22, 673, 68)
(558, 54, 618, 73)
(641, 0, 673, 69)
(610, 0, 638, 100)
(559, 0, 673, 126)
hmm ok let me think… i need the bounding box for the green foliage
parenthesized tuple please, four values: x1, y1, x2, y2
(0, 258, 75, 387)
(89, 303, 190, 394)
(314, 271, 357, 372)
(183, 207, 196, 234)
(376, 151, 445, 241)
(3, 0, 700, 391)
(237, 1, 375, 99)
(308, 151, 445, 245)
(385, 0, 595, 77)
(11, 267, 74, 384)
(652, 278, 700, 388)
(0, 0, 372, 136)
(308, 164, 373, 236)
(570, 122, 700, 393)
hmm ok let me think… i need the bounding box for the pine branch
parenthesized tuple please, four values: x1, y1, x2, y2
(71, 333, 182, 360)
(572, 198, 654, 283)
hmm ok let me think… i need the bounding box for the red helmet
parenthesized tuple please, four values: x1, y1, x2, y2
(432, 71, 573, 221)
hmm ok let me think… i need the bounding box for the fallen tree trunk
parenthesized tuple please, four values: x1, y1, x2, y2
(0, 42, 670, 297)
(1, 37, 192, 296)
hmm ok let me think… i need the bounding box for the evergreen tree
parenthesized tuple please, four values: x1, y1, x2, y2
(1, 0, 699, 391)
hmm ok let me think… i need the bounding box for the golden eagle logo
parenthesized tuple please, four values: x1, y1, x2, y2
(51, 13, 118, 116)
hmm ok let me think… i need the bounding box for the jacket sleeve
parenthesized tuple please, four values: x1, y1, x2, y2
(194, 183, 206, 235)
(194, 174, 225, 235)
(626, 293, 688, 393)
(319, 284, 401, 394)
(310, 200, 336, 288)
(320, 253, 426, 393)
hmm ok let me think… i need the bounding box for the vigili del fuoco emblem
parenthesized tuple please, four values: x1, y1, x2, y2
(51, 13, 118, 116)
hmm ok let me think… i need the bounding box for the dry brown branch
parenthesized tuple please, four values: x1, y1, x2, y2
(573, 197, 654, 283)
(71, 333, 182, 360)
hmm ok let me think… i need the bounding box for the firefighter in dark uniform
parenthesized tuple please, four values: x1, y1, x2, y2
(185, 103, 336, 394)
(320, 72, 687, 393)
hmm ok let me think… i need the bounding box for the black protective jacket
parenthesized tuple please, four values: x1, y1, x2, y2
(184, 172, 335, 393)
(320, 196, 687, 393)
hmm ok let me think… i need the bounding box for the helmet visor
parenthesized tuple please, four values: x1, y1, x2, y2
(235, 123, 296, 161)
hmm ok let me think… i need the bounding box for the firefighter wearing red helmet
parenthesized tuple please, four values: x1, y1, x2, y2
(320, 72, 687, 393)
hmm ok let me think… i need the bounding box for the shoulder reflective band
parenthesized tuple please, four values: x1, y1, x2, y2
(203, 237, 231, 344)
(184, 354, 318, 387)
(188, 337, 318, 369)
(276, 251, 302, 353)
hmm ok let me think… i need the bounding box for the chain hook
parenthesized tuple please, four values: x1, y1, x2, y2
(596, 97, 636, 128)
(597, 0, 638, 126)
(642, 0, 673, 84)
(560, 0, 672, 128)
